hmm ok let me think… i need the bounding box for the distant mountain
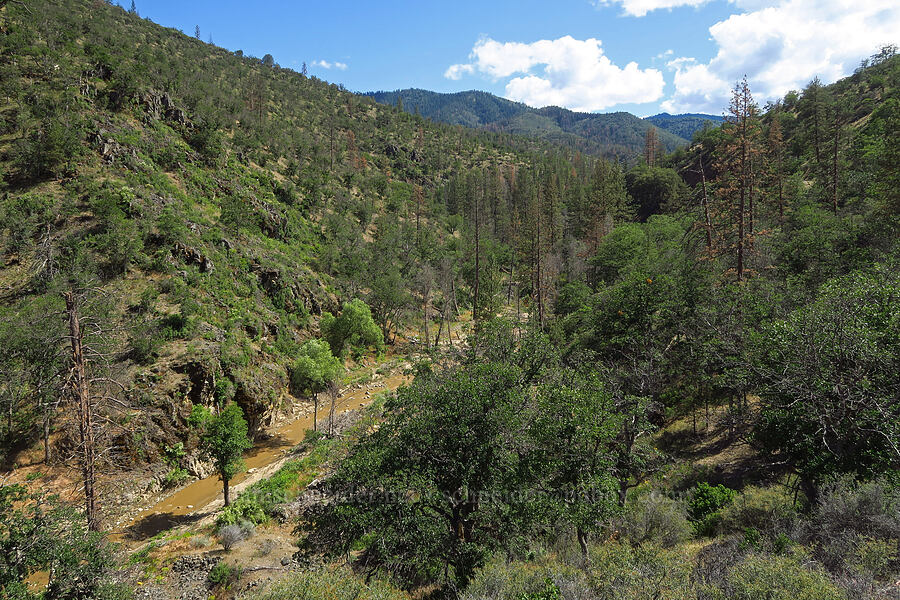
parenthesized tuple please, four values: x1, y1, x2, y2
(644, 112, 724, 141)
(364, 88, 696, 159)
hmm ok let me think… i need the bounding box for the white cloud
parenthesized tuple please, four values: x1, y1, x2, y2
(444, 63, 474, 80)
(312, 59, 347, 71)
(660, 0, 900, 113)
(594, 0, 711, 18)
(444, 36, 664, 111)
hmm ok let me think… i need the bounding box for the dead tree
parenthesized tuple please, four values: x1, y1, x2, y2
(64, 291, 100, 531)
(326, 382, 340, 437)
(61, 290, 129, 531)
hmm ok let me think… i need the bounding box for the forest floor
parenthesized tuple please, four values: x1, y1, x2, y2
(656, 396, 786, 490)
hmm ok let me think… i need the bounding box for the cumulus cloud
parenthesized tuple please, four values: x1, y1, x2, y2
(444, 36, 664, 111)
(312, 59, 348, 71)
(594, 0, 711, 18)
(661, 0, 900, 113)
(444, 63, 474, 80)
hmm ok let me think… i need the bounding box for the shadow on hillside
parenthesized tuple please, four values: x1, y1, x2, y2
(124, 511, 206, 541)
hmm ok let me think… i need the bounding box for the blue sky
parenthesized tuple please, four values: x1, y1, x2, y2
(134, 0, 899, 117)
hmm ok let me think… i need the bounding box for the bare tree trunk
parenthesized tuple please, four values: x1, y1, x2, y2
(699, 159, 713, 251)
(223, 477, 231, 507)
(422, 281, 431, 351)
(327, 384, 338, 437)
(737, 136, 746, 281)
(64, 292, 99, 531)
(577, 527, 589, 558)
(832, 121, 839, 214)
(312, 393, 319, 432)
(473, 192, 480, 329)
(43, 408, 50, 464)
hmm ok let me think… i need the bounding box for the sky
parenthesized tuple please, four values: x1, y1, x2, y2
(133, 0, 899, 117)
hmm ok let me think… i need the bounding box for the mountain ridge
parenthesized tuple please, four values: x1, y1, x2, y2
(363, 88, 722, 159)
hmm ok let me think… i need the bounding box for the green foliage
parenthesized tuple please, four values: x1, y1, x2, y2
(320, 299, 384, 357)
(291, 339, 343, 397)
(625, 165, 689, 220)
(0, 483, 128, 599)
(719, 486, 797, 540)
(720, 554, 845, 600)
(752, 267, 900, 497)
(689, 482, 737, 537)
(207, 561, 242, 586)
(0, 192, 56, 253)
(198, 402, 252, 488)
(249, 567, 408, 600)
(617, 493, 693, 548)
(305, 328, 627, 589)
(305, 361, 527, 588)
(12, 112, 84, 181)
(217, 434, 339, 527)
(187, 123, 225, 166)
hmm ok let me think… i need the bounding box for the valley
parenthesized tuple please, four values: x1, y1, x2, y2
(0, 1, 898, 599)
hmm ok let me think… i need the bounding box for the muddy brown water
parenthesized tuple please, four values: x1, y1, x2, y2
(120, 374, 407, 542)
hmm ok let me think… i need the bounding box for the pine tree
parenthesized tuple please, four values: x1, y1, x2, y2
(766, 113, 786, 221)
(644, 126, 659, 166)
(714, 77, 763, 281)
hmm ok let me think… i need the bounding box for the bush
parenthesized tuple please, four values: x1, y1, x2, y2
(722, 554, 845, 600)
(207, 561, 242, 586)
(320, 299, 384, 357)
(249, 567, 408, 600)
(719, 485, 797, 544)
(689, 482, 737, 537)
(618, 492, 692, 548)
(187, 124, 225, 166)
(796, 478, 900, 573)
(589, 541, 693, 600)
(218, 520, 254, 551)
(12, 115, 83, 181)
(462, 559, 580, 600)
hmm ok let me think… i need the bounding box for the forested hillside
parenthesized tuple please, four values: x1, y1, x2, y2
(365, 88, 700, 158)
(0, 1, 898, 598)
(645, 111, 724, 139)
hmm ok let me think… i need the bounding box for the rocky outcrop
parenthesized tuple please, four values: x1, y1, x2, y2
(91, 131, 137, 164)
(140, 89, 192, 128)
(172, 242, 213, 273)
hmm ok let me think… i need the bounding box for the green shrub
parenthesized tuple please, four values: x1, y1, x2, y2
(320, 298, 384, 357)
(689, 482, 737, 537)
(207, 561, 242, 586)
(722, 554, 845, 600)
(12, 115, 83, 181)
(588, 541, 694, 600)
(250, 567, 408, 600)
(797, 478, 900, 573)
(462, 558, 578, 600)
(618, 492, 692, 548)
(720, 485, 797, 546)
(851, 537, 897, 579)
(129, 327, 162, 364)
(187, 124, 225, 166)
(0, 192, 55, 253)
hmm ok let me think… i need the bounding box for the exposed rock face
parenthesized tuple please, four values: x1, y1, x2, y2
(91, 131, 137, 164)
(140, 89, 192, 128)
(251, 263, 335, 316)
(185, 453, 214, 480)
(134, 555, 220, 600)
(172, 242, 213, 273)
